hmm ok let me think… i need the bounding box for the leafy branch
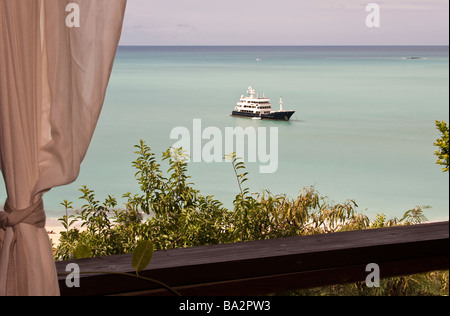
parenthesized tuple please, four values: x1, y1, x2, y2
(434, 120, 449, 173)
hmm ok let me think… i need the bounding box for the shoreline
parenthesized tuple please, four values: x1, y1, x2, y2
(46, 218, 65, 246)
(46, 218, 84, 247)
(45, 216, 450, 248)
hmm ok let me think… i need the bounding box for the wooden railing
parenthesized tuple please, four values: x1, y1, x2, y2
(55, 221, 449, 296)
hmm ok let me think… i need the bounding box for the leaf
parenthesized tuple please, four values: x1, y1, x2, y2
(74, 244, 92, 259)
(132, 240, 154, 273)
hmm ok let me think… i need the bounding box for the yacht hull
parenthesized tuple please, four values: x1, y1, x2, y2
(231, 110, 295, 121)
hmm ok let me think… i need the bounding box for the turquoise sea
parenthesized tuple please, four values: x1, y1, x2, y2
(2, 46, 449, 221)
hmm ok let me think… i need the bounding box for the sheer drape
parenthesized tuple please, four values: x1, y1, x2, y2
(0, 0, 127, 296)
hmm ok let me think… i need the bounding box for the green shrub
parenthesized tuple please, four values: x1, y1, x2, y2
(54, 140, 448, 296)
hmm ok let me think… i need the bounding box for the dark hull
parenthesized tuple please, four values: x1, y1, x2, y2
(231, 111, 295, 121)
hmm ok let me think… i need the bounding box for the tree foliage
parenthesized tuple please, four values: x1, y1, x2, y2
(434, 120, 449, 173)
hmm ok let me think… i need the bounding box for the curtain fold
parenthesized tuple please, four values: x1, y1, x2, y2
(0, 0, 127, 296)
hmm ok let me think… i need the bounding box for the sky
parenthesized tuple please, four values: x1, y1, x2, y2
(119, 0, 449, 46)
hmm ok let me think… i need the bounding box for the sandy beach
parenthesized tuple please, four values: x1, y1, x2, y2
(46, 218, 85, 248)
(46, 218, 65, 247)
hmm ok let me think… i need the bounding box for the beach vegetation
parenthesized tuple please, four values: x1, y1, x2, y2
(54, 140, 448, 296)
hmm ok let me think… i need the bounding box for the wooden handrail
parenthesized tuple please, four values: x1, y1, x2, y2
(55, 221, 449, 296)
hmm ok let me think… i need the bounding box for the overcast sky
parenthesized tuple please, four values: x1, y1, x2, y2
(119, 0, 449, 45)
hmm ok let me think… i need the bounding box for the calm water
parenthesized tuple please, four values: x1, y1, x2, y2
(2, 46, 449, 221)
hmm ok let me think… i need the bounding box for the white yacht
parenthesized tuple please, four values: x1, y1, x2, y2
(231, 86, 295, 121)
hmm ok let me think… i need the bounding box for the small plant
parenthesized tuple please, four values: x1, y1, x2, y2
(225, 152, 260, 241)
(59, 200, 76, 235)
(400, 206, 429, 225)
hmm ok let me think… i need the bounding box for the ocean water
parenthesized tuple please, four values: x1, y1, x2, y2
(2, 46, 449, 221)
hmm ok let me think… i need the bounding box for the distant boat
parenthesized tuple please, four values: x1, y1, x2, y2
(231, 86, 295, 121)
(256, 57, 261, 61)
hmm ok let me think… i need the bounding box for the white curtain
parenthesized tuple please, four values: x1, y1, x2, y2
(0, 0, 127, 296)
